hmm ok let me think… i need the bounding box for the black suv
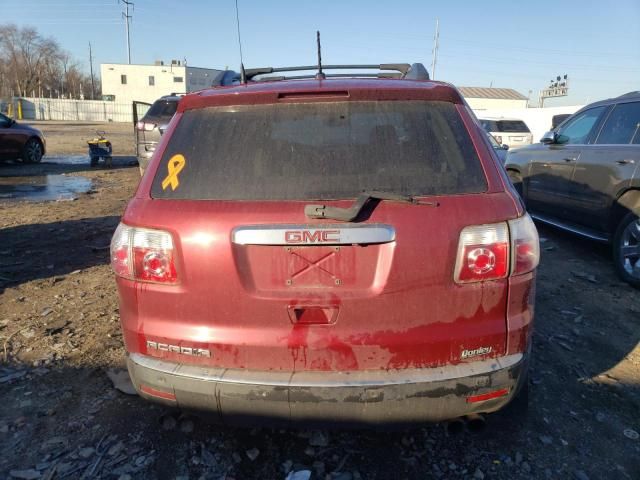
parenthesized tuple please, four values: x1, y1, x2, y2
(506, 92, 640, 287)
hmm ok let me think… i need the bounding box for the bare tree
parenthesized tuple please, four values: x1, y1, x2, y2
(0, 23, 96, 100)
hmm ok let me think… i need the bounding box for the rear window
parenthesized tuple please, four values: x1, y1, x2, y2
(495, 120, 530, 133)
(144, 99, 178, 119)
(151, 101, 487, 200)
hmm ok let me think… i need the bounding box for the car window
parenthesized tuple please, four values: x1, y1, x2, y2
(144, 99, 178, 119)
(496, 120, 530, 133)
(556, 106, 606, 144)
(486, 132, 500, 148)
(480, 120, 498, 132)
(0, 113, 10, 128)
(151, 101, 487, 200)
(552, 114, 571, 129)
(596, 102, 640, 145)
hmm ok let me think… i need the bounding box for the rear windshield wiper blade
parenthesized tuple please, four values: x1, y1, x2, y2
(304, 190, 439, 222)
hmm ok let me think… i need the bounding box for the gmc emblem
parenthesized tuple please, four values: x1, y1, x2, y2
(285, 229, 340, 244)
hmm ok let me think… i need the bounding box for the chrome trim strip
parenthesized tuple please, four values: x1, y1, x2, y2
(231, 224, 396, 246)
(129, 353, 523, 388)
(530, 213, 609, 243)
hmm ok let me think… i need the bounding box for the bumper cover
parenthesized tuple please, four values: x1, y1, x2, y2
(127, 352, 528, 425)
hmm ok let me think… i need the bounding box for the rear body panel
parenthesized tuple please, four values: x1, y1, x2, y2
(118, 192, 522, 373)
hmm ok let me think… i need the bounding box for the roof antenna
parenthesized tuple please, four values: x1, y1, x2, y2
(234, 0, 246, 84)
(316, 30, 325, 80)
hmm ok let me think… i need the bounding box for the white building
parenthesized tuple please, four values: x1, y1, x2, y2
(459, 87, 529, 110)
(100, 61, 229, 105)
(472, 105, 584, 143)
(459, 87, 583, 141)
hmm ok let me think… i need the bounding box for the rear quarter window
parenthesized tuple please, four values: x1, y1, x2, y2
(151, 100, 487, 200)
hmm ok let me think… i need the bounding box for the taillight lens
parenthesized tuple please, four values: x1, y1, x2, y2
(455, 223, 509, 283)
(110, 223, 178, 284)
(508, 214, 539, 275)
(454, 214, 539, 284)
(136, 121, 156, 131)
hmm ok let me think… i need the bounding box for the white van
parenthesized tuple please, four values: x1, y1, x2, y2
(479, 118, 533, 149)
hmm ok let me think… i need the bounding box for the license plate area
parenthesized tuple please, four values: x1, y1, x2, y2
(285, 245, 353, 287)
(231, 243, 394, 295)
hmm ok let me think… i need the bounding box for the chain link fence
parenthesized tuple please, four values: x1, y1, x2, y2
(0, 97, 148, 123)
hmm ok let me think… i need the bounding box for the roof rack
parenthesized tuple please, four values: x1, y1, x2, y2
(245, 63, 430, 82)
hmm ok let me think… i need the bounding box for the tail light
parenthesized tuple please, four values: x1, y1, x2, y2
(455, 223, 509, 283)
(454, 214, 539, 283)
(136, 121, 156, 131)
(110, 223, 178, 284)
(508, 214, 540, 275)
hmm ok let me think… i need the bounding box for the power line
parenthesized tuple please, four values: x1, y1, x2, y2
(120, 0, 133, 64)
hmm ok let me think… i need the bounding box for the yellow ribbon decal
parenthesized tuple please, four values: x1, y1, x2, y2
(161, 154, 186, 191)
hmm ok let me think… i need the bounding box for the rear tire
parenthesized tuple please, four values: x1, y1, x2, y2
(22, 138, 43, 163)
(613, 211, 640, 288)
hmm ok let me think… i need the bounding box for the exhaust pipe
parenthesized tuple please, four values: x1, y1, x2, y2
(446, 418, 465, 435)
(465, 413, 486, 433)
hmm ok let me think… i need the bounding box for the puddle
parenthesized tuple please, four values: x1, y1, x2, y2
(43, 155, 93, 165)
(0, 175, 92, 202)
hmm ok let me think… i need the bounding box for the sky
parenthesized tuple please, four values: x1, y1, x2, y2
(1, 0, 639, 106)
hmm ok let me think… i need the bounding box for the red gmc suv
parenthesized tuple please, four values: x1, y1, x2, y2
(111, 63, 539, 426)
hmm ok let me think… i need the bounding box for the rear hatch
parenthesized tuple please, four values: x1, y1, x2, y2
(124, 99, 518, 372)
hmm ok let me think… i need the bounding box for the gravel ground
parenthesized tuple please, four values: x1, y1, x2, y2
(0, 122, 639, 480)
(28, 121, 136, 157)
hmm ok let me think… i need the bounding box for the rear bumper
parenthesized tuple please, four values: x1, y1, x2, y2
(127, 351, 529, 426)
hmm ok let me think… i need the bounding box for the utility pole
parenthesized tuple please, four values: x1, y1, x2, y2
(431, 18, 439, 80)
(120, 0, 134, 64)
(88, 42, 96, 100)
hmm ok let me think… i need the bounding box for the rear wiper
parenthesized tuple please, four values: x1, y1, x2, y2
(304, 190, 439, 222)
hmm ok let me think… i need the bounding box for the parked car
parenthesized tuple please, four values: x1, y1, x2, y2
(111, 63, 539, 427)
(136, 71, 240, 175)
(135, 94, 182, 175)
(0, 113, 46, 163)
(479, 118, 533, 149)
(506, 92, 640, 287)
(487, 131, 509, 163)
